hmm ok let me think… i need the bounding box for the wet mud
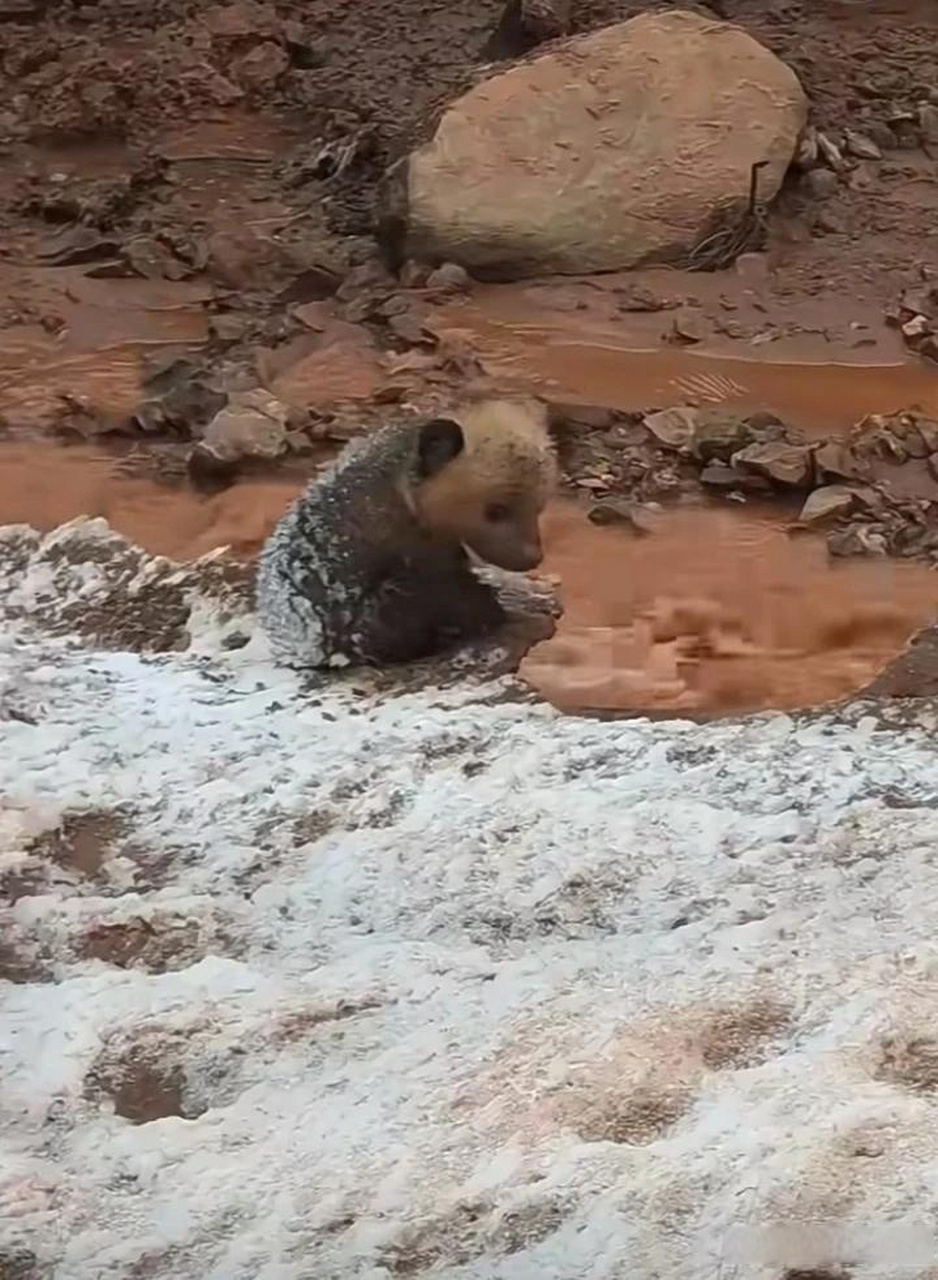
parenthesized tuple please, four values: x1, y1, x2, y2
(3, 439, 937, 718)
(523, 503, 938, 716)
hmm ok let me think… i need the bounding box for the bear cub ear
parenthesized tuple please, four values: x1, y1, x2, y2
(417, 417, 465, 477)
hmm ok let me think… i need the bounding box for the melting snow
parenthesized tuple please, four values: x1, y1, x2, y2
(3, 523, 938, 1278)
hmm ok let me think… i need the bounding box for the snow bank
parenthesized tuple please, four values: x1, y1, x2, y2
(4, 522, 938, 1278)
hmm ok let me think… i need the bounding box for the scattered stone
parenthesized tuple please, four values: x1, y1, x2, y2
(902, 313, 931, 341)
(691, 414, 752, 463)
(483, 0, 571, 60)
(793, 126, 818, 170)
(587, 498, 657, 533)
(124, 235, 187, 281)
(35, 225, 121, 267)
(277, 267, 340, 304)
(187, 445, 240, 489)
(802, 168, 839, 200)
(813, 207, 847, 236)
(425, 262, 471, 294)
(643, 407, 698, 451)
(209, 313, 250, 344)
(668, 309, 706, 345)
(403, 10, 806, 277)
(915, 418, 938, 453)
(919, 104, 938, 146)
(814, 439, 868, 482)
(616, 284, 670, 313)
(828, 524, 889, 558)
(732, 441, 813, 487)
(844, 129, 882, 161)
(336, 259, 395, 301)
(549, 402, 618, 430)
(865, 120, 897, 151)
(234, 41, 289, 89)
(201, 389, 290, 462)
(399, 260, 431, 288)
(797, 485, 857, 526)
(900, 285, 937, 316)
(699, 462, 742, 488)
(816, 131, 845, 171)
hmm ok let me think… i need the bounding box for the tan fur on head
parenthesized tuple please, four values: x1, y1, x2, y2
(413, 397, 557, 572)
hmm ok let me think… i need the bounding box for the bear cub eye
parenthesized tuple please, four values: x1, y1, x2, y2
(485, 502, 511, 523)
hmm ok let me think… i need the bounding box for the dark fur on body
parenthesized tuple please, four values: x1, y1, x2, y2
(257, 405, 554, 669)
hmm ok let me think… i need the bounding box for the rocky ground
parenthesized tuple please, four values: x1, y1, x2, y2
(4, 0, 938, 562)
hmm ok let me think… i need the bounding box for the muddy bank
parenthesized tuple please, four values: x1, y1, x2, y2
(3, 438, 936, 720)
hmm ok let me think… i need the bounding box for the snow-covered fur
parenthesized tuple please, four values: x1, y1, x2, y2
(256, 398, 556, 668)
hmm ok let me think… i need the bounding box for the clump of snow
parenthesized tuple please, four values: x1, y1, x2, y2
(4, 522, 938, 1278)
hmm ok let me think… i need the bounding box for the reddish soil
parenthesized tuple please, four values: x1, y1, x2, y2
(3, 0, 938, 716)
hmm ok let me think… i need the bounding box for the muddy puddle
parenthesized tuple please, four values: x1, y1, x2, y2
(523, 503, 938, 716)
(0, 442, 309, 561)
(3, 441, 936, 717)
(433, 284, 938, 435)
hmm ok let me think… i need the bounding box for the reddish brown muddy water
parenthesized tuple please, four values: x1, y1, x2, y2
(3, 440, 938, 716)
(3, 279, 938, 715)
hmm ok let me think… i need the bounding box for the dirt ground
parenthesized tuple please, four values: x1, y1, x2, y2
(3, 0, 938, 716)
(2, 0, 938, 369)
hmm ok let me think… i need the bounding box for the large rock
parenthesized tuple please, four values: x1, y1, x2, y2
(402, 10, 806, 278)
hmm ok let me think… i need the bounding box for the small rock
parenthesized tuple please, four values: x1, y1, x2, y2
(587, 498, 656, 533)
(793, 125, 818, 170)
(797, 485, 857, 525)
(828, 524, 888, 558)
(643, 406, 698, 451)
(919, 104, 938, 145)
(865, 120, 897, 151)
(234, 41, 289, 90)
(802, 168, 839, 200)
(549, 402, 617, 430)
(336, 259, 395, 301)
(700, 462, 741, 488)
(691, 414, 752, 463)
(894, 122, 922, 150)
(919, 335, 938, 363)
(292, 300, 332, 330)
(668, 309, 706, 344)
(209, 313, 250, 343)
(915, 417, 938, 453)
(277, 267, 340, 305)
(900, 286, 936, 316)
(36, 224, 121, 266)
(123, 235, 183, 280)
(388, 310, 436, 346)
(813, 207, 847, 236)
(816, 131, 845, 171)
(814, 440, 867, 482)
(425, 261, 471, 294)
(399, 259, 431, 288)
(187, 444, 240, 489)
(844, 129, 882, 161)
(733, 441, 813, 487)
(483, 0, 571, 59)
(902, 313, 931, 340)
(202, 389, 290, 461)
(616, 284, 669, 312)
(745, 410, 785, 435)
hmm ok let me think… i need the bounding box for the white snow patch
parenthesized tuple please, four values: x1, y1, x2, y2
(3, 528, 938, 1278)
